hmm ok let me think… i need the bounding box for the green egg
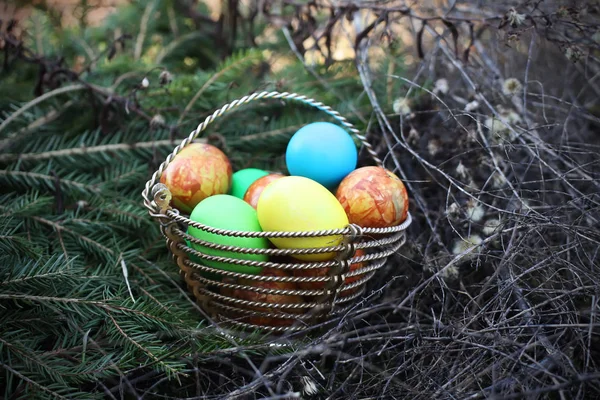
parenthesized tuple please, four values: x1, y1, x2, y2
(185, 238, 223, 282)
(187, 194, 269, 274)
(230, 168, 269, 199)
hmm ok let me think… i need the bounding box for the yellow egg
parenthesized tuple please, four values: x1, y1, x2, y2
(256, 176, 349, 261)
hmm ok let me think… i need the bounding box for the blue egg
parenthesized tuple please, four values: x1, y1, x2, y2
(285, 122, 358, 189)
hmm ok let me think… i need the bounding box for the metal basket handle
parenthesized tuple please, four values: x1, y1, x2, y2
(141, 91, 382, 213)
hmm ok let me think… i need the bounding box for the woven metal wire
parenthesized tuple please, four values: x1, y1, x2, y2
(141, 91, 412, 333)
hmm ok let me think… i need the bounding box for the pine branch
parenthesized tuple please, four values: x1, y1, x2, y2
(135, 1, 157, 61)
(177, 49, 265, 125)
(155, 31, 205, 64)
(0, 293, 187, 330)
(0, 361, 69, 400)
(0, 100, 75, 152)
(107, 314, 186, 379)
(0, 85, 86, 139)
(0, 170, 103, 196)
(0, 337, 73, 387)
(0, 140, 190, 163)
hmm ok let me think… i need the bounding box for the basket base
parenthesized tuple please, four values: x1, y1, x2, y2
(168, 217, 410, 335)
(178, 271, 368, 334)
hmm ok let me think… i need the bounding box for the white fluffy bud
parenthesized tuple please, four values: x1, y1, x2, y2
(433, 78, 449, 95)
(393, 97, 411, 115)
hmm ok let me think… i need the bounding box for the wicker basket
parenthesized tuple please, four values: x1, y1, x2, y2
(141, 91, 412, 333)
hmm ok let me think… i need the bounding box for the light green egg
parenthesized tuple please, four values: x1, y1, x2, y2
(187, 194, 269, 274)
(185, 238, 223, 282)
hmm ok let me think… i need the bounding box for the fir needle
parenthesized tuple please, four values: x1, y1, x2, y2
(120, 257, 136, 303)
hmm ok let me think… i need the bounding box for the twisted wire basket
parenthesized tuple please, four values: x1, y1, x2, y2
(141, 91, 412, 333)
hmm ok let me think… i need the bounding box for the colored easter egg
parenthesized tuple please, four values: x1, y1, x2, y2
(243, 173, 285, 209)
(336, 166, 409, 228)
(292, 249, 366, 295)
(285, 122, 358, 189)
(221, 268, 304, 327)
(257, 176, 349, 261)
(159, 143, 232, 213)
(187, 195, 270, 274)
(230, 168, 269, 199)
(184, 239, 222, 282)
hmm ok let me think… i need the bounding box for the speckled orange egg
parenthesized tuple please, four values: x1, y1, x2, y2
(292, 248, 367, 295)
(335, 166, 409, 228)
(223, 268, 304, 327)
(243, 173, 285, 209)
(159, 143, 232, 213)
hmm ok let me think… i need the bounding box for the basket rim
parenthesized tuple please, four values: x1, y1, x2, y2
(164, 208, 412, 238)
(177, 228, 405, 256)
(179, 237, 403, 274)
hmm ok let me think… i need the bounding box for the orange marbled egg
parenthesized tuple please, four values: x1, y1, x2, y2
(243, 173, 285, 209)
(292, 248, 367, 295)
(335, 166, 409, 228)
(223, 268, 304, 327)
(159, 143, 232, 213)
